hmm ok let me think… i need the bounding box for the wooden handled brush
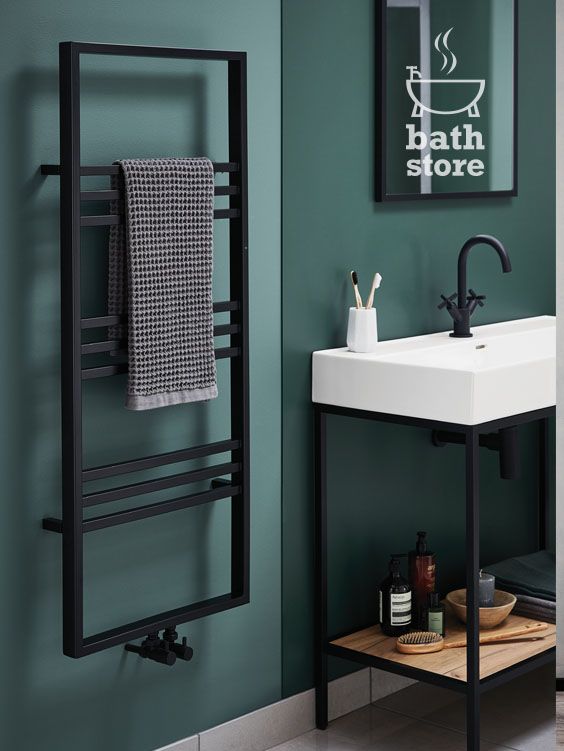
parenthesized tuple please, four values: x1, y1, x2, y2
(396, 622, 549, 655)
(350, 271, 363, 309)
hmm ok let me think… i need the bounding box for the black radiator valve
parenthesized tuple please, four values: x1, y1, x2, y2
(125, 627, 193, 666)
(163, 627, 194, 662)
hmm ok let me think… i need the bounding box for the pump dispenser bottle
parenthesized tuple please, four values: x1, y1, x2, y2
(379, 555, 412, 637)
(409, 532, 437, 629)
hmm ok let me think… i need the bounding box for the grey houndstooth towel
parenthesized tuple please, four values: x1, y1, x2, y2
(108, 158, 218, 410)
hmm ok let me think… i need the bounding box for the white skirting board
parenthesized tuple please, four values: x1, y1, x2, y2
(155, 669, 415, 751)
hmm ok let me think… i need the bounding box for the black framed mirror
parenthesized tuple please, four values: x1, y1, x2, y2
(376, 0, 518, 201)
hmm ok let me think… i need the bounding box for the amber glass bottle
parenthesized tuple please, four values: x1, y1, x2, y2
(408, 531, 436, 629)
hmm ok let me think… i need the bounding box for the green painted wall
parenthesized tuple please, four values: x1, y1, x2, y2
(0, 2, 281, 750)
(282, 0, 555, 696)
(0, 0, 556, 746)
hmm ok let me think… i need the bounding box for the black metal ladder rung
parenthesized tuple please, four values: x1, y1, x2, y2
(43, 482, 241, 535)
(80, 301, 241, 331)
(82, 461, 241, 507)
(80, 209, 240, 226)
(82, 438, 240, 482)
(81, 347, 241, 380)
(41, 161, 240, 175)
(80, 325, 241, 356)
(80, 185, 239, 201)
(81, 339, 126, 355)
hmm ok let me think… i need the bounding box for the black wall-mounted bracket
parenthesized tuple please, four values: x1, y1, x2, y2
(431, 426, 521, 481)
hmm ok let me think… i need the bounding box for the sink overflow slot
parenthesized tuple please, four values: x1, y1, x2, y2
(475, 344, 487, 350)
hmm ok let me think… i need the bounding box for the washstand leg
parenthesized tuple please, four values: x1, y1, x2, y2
(314, 405, 328, 730)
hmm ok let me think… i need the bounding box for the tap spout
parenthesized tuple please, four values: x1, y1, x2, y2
(457, 234, 511, 308)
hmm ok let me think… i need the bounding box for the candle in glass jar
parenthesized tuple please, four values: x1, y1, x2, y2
(478, 570, 495, 607)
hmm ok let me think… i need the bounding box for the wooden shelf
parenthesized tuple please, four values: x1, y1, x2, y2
(329, 611, 555, 685)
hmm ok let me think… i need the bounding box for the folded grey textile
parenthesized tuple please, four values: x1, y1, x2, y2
(484, 551, 555, 602)
(495, 582, 556, 602)
(108, 158, 217, 410)
(513, 604, 555, 617)
(514, 593, 556, 624)
(513, 604, 555, 624)
(515, 593, 556, 611)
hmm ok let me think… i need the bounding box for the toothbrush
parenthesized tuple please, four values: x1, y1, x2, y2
(366, 273, 382, 310)
(350, 271, 363, 309)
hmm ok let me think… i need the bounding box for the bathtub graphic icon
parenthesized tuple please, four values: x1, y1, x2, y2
(406, 67, 485, 118)
(405, 29, 485, 118)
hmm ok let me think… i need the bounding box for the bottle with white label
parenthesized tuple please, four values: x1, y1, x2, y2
(379, 555, 412, 637)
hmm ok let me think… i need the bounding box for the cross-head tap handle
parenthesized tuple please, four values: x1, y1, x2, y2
(467, 289, 486, 307)
(438, 292, 458, 311)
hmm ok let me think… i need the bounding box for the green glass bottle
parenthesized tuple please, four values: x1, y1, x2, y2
(425, 592, 445, 637)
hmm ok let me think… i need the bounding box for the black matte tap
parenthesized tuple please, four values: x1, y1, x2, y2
(438, 235, 512, 338)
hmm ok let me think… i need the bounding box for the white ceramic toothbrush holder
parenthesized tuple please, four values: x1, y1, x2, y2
(347, 307, 378, 353)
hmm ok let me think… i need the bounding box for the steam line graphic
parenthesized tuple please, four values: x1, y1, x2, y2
(434, 27, 457, 74)
(406, 27, 485, 118)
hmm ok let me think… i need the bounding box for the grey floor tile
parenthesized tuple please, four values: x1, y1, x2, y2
(325, 706, 410, 746)
(373, 665, 555, 751)
(268, 728, 363, 751)
(370, 668, 416, 703)
(557, 693, 564, 748)
(335, 707, 511, 751)
(375, 681, 460, 720)
(268, 706, 511, 751)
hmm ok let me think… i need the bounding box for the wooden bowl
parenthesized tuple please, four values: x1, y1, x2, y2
(446, 589, 516, 629)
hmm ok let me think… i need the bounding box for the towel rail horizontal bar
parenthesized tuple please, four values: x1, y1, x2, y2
(81, 190, 121, 201)
(82, 591, 248, 657)
(81, 348, 240, 379)
(83, 461, 240, 507)
(88, 484, 241, 531)
(80, 208, 240, 226)
(82, 363, 125, 378)
(80, 326, 240, 356)
(80, 185, 239, 201)
(43, 483, 241, 535)
(82, 439, 241, 482)
(215, 186, 240, 196)
(214, 208, 242, 219)
(213, 346, 242, 359)
(215, 301, 241, 313)
(41, 162, 239, 176)
(85, 483, 240, 531)
(80, 302, 240, 330)
(81, 340, 126, 355)
(81, 215, 122, 226)
(213, 324, 241, 336)
(51, 42, 246, 62)
(81, 315, 124, 329)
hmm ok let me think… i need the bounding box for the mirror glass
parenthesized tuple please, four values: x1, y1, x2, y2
(378, 0, 516, 200)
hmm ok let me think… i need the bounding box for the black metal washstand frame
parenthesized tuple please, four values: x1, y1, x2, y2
(41, 42, 249, 659)
(314, 402, 554, 751)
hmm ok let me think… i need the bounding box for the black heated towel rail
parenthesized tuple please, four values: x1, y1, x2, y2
(41, 41, 249, 659)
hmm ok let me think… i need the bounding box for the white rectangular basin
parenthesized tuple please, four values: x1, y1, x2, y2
(312, 316, 555, 425)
